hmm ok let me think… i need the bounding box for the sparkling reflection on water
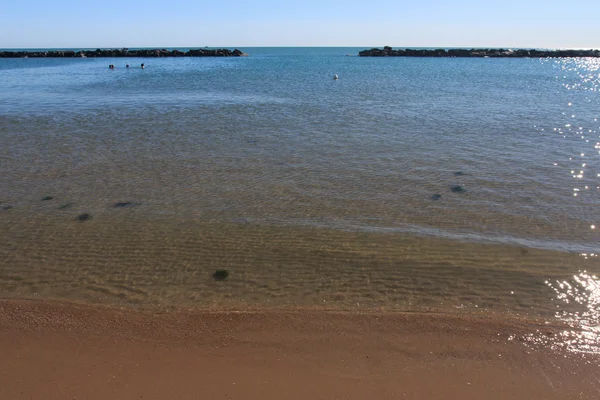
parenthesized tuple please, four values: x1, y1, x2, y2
(549, 269, 600, 355)
(518, 269, 600, 356)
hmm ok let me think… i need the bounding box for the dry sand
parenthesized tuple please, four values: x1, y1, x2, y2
(0, 299, 598, 400)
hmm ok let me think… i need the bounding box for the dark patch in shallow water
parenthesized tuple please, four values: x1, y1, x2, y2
(58, 203, 74, 210)
(41, 196, 54, 201)
(76, 213, 92, 221)
(2, 205, 13, 210)
(213, 270, 229, 281)
(430, 194, 442, 200)
(454, 171, 465, 176)
(450, 185, 466, 193)
(114, 202, 142, 208)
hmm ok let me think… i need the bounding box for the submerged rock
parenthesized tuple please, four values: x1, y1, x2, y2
(430, 194, 442, 200)
(41, 196, 54, 201)
(213, 270, 229, 281)
(450, 185, 466, 193)
(114, 202, 141, 208)
(76, 213, 92, 221)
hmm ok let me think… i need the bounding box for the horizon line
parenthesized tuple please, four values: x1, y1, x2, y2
(2, 45, 600, 50)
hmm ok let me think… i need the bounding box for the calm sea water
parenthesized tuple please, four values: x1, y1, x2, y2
(1, 48, 599, 335)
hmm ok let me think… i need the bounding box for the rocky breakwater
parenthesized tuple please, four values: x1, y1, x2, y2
(0, 48, 248, 58)
(358, 46, 600, 58)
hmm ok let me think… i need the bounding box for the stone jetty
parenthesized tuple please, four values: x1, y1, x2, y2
(358, 46, 600, 58)
(0, 48, 248, 58)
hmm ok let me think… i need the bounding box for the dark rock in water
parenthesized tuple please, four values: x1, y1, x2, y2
(454, 171, 465, 176)
(431, 194, 442, 200)
(450, 185, 466, 193)
(58, 203, 74, 210)
(0, 48, 249, 58)
(358, 47, 600, 58)
(114, 202, 141, 208)
(42, 196, 54, 201)
(213, 270, 229, 281)
(2, 205, 13, 210)
(76, 213, 92, 221)
(232, 49, 249, 56)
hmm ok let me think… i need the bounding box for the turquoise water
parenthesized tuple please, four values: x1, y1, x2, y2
(0, 48, 599, 325)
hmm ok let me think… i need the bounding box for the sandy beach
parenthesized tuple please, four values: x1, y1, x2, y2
(1, 299, 598, 399)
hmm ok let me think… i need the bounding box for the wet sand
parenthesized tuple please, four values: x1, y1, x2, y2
(1, 299, 599, 400)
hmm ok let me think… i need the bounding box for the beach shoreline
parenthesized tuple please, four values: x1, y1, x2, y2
(1, 299, 598, 399)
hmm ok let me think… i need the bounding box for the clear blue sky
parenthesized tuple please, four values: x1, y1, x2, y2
(2, 0, 599, 48)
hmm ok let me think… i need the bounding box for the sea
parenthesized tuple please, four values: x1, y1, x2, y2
(1, 47, 599, 333)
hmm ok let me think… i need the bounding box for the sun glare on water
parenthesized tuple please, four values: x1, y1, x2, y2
(519, 269, 600, 355)
(547, 271, 600, 354)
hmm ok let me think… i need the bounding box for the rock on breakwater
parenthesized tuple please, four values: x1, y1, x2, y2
(358, 46, 600, 58)
(0, 48, 248, 58)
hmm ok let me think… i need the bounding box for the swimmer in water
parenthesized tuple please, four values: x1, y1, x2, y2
(141, 63, 145, 69)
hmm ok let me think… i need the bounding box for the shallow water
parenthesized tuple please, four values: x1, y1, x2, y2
(1, 48, 599, 323)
